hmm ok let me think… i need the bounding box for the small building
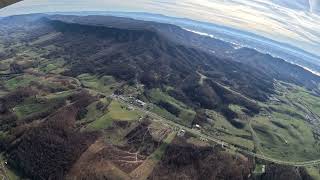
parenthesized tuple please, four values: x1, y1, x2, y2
(135, 99, 146, 108)
(200, 136, 208, 142)
(178, 129, 186, 137)
(194, 124, 201, 130)
(261, 165, 266, 173)
(127, 106, 134, 111)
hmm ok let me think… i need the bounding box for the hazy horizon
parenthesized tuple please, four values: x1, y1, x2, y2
(1, 0, 319, 56)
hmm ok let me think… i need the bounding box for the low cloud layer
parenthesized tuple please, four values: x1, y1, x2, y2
(0, 0, 319, 55)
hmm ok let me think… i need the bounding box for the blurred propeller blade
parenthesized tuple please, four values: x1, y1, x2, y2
(0, 0, 22, 9)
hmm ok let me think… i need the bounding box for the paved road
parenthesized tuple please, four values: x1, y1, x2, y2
(115, 96, 320, 167)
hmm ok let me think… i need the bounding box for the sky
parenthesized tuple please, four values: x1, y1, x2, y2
(0, 0, 319, 56)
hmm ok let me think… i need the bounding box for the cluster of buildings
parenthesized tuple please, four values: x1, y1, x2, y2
(110, 94, 147, 108)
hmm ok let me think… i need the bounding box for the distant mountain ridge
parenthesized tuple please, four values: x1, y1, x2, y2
(3, 13, 318, 95)
(44, 11, 320, 73)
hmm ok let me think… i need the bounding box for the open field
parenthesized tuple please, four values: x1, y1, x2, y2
(253, 163, 265, 174)
(204, 109, 254, 150)
(251, 115, 320, 161)
(250, 81, 320, 161)
(88, 100, 144, 130)
(129, 131, 176, 180)
(306, 166, 320, 180)
(13, 96, 65, 119)
(4, 74, 41, 91)
(78, 74, 121, 95)
(147, 88, 196, 127)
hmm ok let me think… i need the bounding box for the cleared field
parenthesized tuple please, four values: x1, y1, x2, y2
(39, 59, 66, 74)
(306, 166, 320, 180)
(150, 105, 179, 122)
(250, 82, 320, 161)
(13, 96, 66, 119)
(206, 110, 250, 136)
(253, 163, 265, 174)
(130, 131, 176, 180)
(2, 73, 71, 92)
(30, 32, 61, 45)
(229, 104, 247, 115)
(3, 74, 41, 91)
(80, 100, 108, 125)
(198, 81, 320, 160)
(0, 154, 20, 180)
(108, 100, 143, 120)
(147, 88, 196, 126)
(203, 109, 254, 150)
(77, 74, 121, 95)
(0, 59, 12, 72)
(88, 100, 143, 130)
(252, 113, 320, 161)
(43, 90, 74, 99)
(274, 81, 320, 116)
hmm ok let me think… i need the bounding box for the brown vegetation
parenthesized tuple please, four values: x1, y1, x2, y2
(3, 91, 99, 180)
(256, 164, 313, 180)
(148, 137, 254, 180)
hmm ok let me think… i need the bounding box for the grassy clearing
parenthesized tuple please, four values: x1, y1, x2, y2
(2, 73, 68, 92)
(306, 166, 320, 180)
(248, 81, 320, 161)
(130, 131, 176, 179)
(14, 101, 45, 119)
(252, 113, 320, 161)
(77, 74, 120, 95)
(147, 88, 196, 126)
(206, 110, 250, 136)
(253, 163, 265, 174)
(219, 134, 254, 150)
(0, 90, 8, 97)
(108, 100, 143, 120)
(40, 60, 65, 74)
(43, 90, 74, 99)
(150, 105, 179, 121)
(88, 100, 143, 130)
(229, 104, 247, 115)
(0, 131, 7, 142)
(205, 110, 253, 150)
(288, 90, 320, 116)
(151, 131, 176, 161)
(276, 81, 320, 117)
(30, 32, 61, 45)
(13, 96, 65, 119)
(3, 74, 41, 91)
(88, 113, 113, 130)
(0, 59, 12, 72)
(148, 89, 188, 109)
(80, 100, 108, 124)
(0, 154, 20, 180)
